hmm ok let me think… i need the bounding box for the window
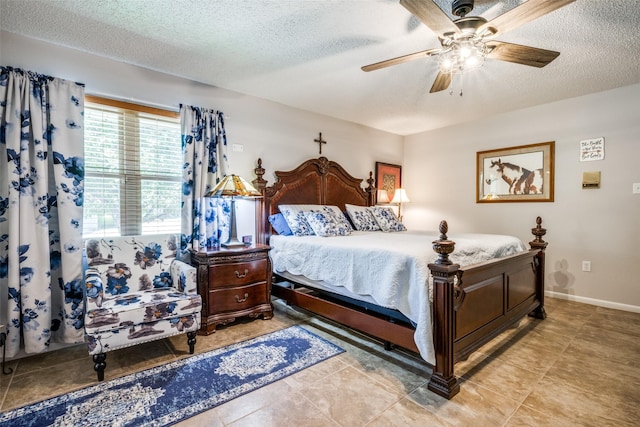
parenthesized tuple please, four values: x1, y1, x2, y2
(83, 96, 182, 237)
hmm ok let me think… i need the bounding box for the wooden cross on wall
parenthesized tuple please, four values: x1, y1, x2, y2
(314, 132, 327, 155)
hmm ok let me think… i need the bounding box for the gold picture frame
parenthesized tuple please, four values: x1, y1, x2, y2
(477, 141, 554, 203)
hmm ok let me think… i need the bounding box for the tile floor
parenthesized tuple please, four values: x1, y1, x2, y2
(1, 297, 639, 426)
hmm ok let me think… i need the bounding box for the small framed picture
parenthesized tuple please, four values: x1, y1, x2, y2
(375, 162, 401, 202)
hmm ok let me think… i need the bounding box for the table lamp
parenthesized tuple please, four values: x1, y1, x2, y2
(206, 174, 261, 247)
(390, 188, 410, 221)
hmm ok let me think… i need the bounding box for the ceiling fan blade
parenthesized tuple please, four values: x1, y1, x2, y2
(479, 0, 576, 38)
(400, 0, 461, 36)
(362, 48, 441, 72)
(430, 72, 452, 93)
(487, 41, 560, 68)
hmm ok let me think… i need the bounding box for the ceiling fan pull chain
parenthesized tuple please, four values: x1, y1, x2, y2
(449, 73, 464, 97)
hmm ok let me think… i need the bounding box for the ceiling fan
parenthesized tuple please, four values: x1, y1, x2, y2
(362, 0, 576, 93)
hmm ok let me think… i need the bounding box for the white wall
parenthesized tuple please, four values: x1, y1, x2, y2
(1, 31, 402, 241)
(403, 84, 640, 311)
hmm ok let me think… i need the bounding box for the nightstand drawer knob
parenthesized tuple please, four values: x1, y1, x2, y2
(235, 269, 249, 279)
(235, 293, 249, 303)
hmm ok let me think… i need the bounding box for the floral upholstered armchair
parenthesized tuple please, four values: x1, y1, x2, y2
(84, 234, 201, 381)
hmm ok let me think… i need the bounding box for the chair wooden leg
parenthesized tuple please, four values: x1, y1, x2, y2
(187, 331, 197, 354)
(93, 353, 106, 381)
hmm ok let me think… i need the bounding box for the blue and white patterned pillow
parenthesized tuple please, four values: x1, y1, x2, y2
(345, 204, 380, 231)
(279, 208, 314, 236)
(370, 206, 407, 232)
(320, 206, 354, 233)
(304, 211, 341, 237)
(278, 204, 323, 236)
(279, 204, 355, 236)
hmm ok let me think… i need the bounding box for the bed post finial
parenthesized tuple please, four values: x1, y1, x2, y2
(432, 220, 455, 265)
(365, 171, 375, 206)
(253, 158, 268, 245)
(530, 216, 547, 250)
(252, 158, 267, 191)
(439, 220, 448, 239)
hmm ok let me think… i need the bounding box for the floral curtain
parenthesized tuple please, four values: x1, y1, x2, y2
(180, 105, 230, 255)
(0, 66, 85, 357)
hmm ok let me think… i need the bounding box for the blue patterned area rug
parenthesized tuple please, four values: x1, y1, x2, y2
(0, 326, 344, 427)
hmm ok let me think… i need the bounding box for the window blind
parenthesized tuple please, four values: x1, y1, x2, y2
(83, 96, 182, 237)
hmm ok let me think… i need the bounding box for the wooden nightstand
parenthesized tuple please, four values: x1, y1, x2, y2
(191, 244, 273, 335)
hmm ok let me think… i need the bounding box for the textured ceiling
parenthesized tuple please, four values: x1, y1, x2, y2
(2, 0, 639, 135)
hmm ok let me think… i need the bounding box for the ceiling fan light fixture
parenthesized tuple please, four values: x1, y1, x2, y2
(437, 37, 488, 74)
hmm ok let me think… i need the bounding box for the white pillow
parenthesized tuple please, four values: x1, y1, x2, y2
(369, 206, 407, 232)
(304, 211, 343, 237)
(344, 204, 380, 231)
(279, 204, 320, 236)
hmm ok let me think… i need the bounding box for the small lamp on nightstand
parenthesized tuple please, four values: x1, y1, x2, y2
(206, 174, 262, 248)
(390, 188, 410, 221)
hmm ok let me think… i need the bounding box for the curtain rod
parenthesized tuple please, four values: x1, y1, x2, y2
(85, 91, 230, 119)
(86, 91, 179, 113)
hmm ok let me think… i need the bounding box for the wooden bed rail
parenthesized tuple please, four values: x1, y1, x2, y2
(427, 217, 547, 399)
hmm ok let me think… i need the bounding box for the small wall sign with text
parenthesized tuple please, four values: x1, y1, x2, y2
(579, 137, 605, 162)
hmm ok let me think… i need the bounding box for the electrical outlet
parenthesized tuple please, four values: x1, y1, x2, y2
(232, 143, 244, 152)
(582, 261, 591, 272)
(633, 183, 640, 194)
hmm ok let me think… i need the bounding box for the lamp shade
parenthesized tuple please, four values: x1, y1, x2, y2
(376, 189, 390, 204)
(205, 174, 261, 198)
(390, 188, 410, 204)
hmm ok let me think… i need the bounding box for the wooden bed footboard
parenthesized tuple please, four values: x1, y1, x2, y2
(253, 156, 548, 400)
(428, 217, 547, 399)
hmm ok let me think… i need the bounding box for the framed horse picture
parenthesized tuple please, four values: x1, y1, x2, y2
(477, 141, 555, 203)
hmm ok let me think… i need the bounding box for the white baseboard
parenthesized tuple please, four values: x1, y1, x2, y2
(546, 291, 640, 313)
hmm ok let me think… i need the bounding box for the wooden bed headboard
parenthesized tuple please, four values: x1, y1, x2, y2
(252, 157, 375, 244)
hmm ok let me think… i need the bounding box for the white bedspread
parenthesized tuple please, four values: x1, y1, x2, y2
(269, 230, 527, 365)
